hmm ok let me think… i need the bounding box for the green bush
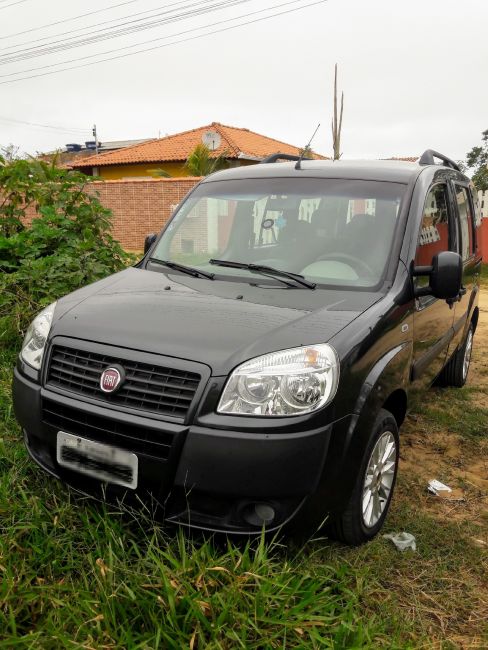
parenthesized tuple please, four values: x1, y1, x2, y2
(0, 155, 134, 347)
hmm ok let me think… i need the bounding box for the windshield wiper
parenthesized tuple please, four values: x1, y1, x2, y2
(148, 258, 214, 280)
(209, 259, 316, 289)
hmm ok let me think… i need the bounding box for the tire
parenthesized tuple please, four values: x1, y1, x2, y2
(327, 409, 399, 546)
(440, 323, 474, 388)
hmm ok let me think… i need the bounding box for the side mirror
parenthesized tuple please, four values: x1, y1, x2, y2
(413, 251, 462, 300)
(144, 233, 157, 255)
(430, 251, 462, 299)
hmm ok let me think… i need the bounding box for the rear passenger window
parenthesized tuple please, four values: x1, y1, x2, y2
(415, 184, 450, 267)
(455, 185, 474, 260)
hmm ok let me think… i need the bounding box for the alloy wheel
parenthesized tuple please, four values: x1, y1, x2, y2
(362, 431, 397, 528)
(463, 328, 473, 381)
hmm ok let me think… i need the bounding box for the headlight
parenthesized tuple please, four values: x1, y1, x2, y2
(218, 344, 339, 417)
(21, 302, 57, 370)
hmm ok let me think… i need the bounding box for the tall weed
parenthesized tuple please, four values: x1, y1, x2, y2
(0, 155, 133, 347)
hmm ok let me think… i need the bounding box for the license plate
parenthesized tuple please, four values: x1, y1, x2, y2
(56, 432, 138, 489)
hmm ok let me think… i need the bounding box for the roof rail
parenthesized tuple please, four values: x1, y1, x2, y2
(418, 149, 460, 172)
(260, 152, 312, 164)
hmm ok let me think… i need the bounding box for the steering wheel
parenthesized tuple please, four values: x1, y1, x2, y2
(315, 252, 375, 277)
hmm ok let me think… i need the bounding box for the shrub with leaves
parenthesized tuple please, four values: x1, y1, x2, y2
(464, 129, 488, 191)
(185, 143, 228, 176)
(0, 155, 133, 346)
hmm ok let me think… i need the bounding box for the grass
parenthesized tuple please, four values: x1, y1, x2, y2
(0, 349, 406, 648)
(480, 262, 488, 288)
(481, 264, 488, 283)
(411, 385, 488, 438)
(1, 274, 488, 647)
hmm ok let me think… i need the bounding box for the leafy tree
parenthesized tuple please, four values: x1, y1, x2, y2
(465, 130, 488, 191)
(299, 145, 315, 159)
(0, 154, 133, 345)
(185, 143, 228, 176)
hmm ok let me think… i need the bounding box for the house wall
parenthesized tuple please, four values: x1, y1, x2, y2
(21, 177, 488, 258)
(98, 162, 189, 179)
(476, 190, 488, 262)
(478, 189, 488, 219)
(91, 177, 202, 249)
(481, 217, 488, 263)
(23, 177, 202, 251)
(90, 159, 256, 180)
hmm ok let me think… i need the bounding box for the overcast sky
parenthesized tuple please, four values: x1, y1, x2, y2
(0, 0, 486, 161)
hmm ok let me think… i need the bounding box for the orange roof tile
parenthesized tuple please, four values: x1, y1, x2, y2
(70, 122, 327, 168)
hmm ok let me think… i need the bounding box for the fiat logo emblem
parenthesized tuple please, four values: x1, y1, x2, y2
(100, 366, 125, 394)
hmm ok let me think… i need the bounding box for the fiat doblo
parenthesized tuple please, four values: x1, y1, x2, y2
(13, 150, 482, 544)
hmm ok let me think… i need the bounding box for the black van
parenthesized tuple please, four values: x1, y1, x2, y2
(13, 150, 482, 544)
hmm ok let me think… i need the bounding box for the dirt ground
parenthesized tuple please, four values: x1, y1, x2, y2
(400, 288, 488, 542)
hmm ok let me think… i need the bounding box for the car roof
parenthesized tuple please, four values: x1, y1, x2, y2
(204, 159, 425, 184)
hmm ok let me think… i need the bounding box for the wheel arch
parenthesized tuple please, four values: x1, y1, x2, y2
(471, 306, 479, 333)
(316, 343, 411, 514)
(350, 342, 411, 430)
(382, 388, 408, 427)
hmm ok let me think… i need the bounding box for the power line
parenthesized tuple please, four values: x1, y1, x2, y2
(0, 0, 327, 85)
(0, 115, 89, 135)
(0, 0, 31, 10)
(0, 0, 248, 64)
(0, 0, 303, 79)
(0, 0, 197, 50)
(0, 0, 303, 78)
(0, 0, 141, 39)
(0, 121, 89, 136)
(0, 0, 222, 60)
(0, 0, 281, 78)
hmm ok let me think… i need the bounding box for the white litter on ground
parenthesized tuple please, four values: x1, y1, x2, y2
(427, 479, 452, 495)
(383, 532, 417, 551)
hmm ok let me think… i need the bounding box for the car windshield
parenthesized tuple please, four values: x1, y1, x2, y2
(150, 177, 406, 288)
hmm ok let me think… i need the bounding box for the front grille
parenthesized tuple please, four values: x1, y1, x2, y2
(46, 345, 200, 419)
(42, 399, 174, 460)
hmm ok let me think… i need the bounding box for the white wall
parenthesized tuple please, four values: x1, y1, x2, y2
(478, 189, 488, 219)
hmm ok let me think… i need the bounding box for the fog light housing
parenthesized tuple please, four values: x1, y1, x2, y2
(241, 502, 276, 527)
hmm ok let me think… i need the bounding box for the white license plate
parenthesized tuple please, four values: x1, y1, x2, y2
(56, 432, 138, 489)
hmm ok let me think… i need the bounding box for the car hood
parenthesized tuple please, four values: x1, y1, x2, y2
(51, 267, 380, 375)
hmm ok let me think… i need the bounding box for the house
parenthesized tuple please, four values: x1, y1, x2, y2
(39, 138, 153, 167)
(69, 122, 326, 179)
(479, 189, 487, 218)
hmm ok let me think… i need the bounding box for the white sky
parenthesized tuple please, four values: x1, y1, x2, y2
(0, 0, 486, 160)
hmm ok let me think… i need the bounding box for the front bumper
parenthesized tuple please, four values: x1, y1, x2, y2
(13, 365, 342, 534)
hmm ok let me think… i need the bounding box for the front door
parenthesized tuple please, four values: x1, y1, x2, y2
(412, 183, 456, 386)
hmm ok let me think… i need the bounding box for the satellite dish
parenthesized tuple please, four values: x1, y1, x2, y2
(202, 130, 221, 151)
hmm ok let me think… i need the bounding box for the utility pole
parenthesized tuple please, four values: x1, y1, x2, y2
(92, 124, 99, 155)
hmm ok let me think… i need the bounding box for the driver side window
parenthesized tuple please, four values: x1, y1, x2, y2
(415, 184, 451, 300)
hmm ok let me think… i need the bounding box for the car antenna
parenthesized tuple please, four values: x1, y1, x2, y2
(295, 123, 320, 170)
